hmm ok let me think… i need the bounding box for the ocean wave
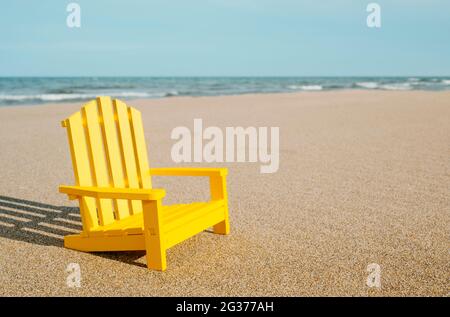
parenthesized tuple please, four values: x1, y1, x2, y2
(380, 83, 412, 91)
(165, 90, 179, 97)
(70, 84, 137, 90)
(2, 77, 450, 106)
(45, 88, 78, 94)
(0, 93, 87, 102)
(112, 92, 152, 98)
(355, 82, 379, 89)
(288, 85, 323, 91)
(407, 78, 424, 85)
(301, 85, 322, 91)
(0, 91, 178, 102)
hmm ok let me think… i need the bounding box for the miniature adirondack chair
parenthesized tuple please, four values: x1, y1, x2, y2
(59, 96, 229, 271)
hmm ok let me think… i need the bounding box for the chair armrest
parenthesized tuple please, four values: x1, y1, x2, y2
(149, 167, 227, 177)
(149, 167, 228, 201)
(59, 185, 166, 201)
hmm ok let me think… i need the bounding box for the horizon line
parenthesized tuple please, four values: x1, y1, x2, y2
(0, 75, 449, 78)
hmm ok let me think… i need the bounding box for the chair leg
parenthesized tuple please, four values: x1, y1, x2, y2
(213, 206, 230, 235)
(142, 199, 167, 271)
(210, 175, 230, 235)
(213, 219, 230, 235)
(145, 239, 167, 271)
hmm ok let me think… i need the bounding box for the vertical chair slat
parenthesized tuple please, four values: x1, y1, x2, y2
(114, 99, 142, 214)
(66, 112, 99, 230)
(82, 101, 115, 225)
(129, 108, 152, 189)
(97, 97, 130, 220)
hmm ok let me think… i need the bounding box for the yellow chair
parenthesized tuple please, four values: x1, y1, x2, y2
(59, 96, 230, 271)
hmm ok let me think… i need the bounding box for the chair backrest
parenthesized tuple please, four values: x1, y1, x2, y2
(61, 97, 152, 230)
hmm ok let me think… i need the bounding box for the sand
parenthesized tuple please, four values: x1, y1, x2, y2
(0, 90, 448, 296)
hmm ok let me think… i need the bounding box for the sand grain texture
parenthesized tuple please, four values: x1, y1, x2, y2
(0, 91, 448, 296)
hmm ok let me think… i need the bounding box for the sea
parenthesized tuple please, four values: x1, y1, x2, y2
(0, 77, 449, 106)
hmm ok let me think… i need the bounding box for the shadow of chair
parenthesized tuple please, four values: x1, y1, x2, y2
(0, 195, 146, 267)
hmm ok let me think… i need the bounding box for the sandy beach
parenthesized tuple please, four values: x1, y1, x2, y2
(0, 90, 448, 296)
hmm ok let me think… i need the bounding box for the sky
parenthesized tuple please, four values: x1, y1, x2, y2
(0, 0, 449, 76)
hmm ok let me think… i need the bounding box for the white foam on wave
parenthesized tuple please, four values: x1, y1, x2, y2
(165, 90, 179, 96)
(113, 92, 152, 98)
(355, 82, 379, 89)
(41, 94, 93, 101)
(441, 80, 450, 85)
(407, 78, 423, 85)
(300, 85, 323, 91)
(288, 85, 323, 91)
(0, 95, 33, 101)
(380, 83, 412, 91)
(0, 91, 178, 102)
(0, 94, 87, 101)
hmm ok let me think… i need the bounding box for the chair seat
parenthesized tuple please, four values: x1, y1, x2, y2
(88, 200, 225, 237)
